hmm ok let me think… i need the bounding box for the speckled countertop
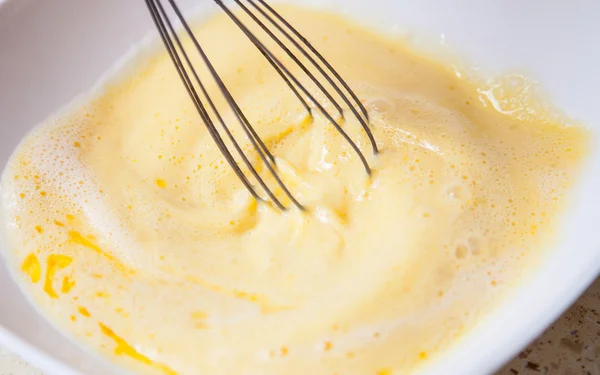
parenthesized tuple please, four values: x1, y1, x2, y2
(1, 278, 599, 375)
(496, 277, 600, 375)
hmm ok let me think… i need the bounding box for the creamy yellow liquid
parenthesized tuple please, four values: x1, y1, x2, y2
(0, 5, 588, 375)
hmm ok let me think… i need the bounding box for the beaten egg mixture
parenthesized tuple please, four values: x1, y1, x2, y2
(0, 5, 588, 375)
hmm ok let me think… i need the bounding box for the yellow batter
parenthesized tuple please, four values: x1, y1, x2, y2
(0, 5, 588, 375)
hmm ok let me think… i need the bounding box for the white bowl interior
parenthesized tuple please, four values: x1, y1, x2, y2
(0, 0, 599, 374)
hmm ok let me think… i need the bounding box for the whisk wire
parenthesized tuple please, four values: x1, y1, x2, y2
(170, 1, 275, 166)
(214, 0, 373, 175)
(252, 0, 377, 154)
(145, 0, 377, 210)
(235, 0, 347, 118)
(155, 0, 294, 209)
(146, 0, 264, 204)
(242, 0, 378, 155)
(167, 0, 304, 210)
(149, 0, 292, 209)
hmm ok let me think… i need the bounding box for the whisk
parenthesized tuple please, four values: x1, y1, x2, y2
(144, 0, 378, 210)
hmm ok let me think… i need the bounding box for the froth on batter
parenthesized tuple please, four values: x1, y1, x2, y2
(0, 4, 588, 375)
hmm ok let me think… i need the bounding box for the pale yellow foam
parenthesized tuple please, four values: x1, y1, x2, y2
(0, 5, 588, 375)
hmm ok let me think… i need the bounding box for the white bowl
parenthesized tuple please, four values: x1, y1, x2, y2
(1, 0, 599, 374)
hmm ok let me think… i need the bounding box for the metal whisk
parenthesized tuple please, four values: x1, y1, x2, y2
(145, 0, 378, 210)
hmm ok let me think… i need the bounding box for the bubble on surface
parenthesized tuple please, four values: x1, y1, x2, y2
(365, 96, 395, 114)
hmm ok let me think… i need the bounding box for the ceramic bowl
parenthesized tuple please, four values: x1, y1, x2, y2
(1, 0, 599, 374)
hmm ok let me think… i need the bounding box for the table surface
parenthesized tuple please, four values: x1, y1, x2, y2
(1, 278, 599, 375)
